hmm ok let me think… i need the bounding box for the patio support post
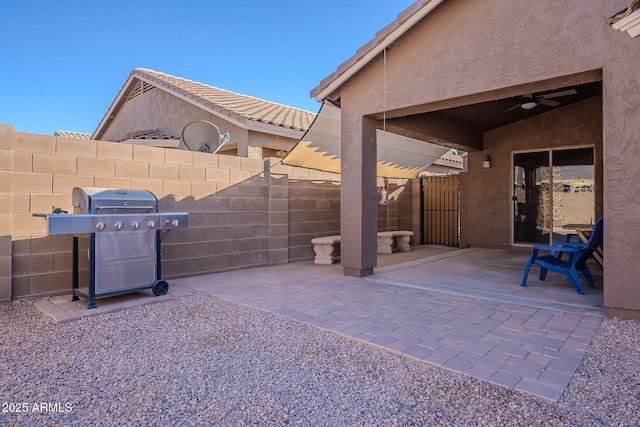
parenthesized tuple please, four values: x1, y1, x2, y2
(340, 115, 378, 277)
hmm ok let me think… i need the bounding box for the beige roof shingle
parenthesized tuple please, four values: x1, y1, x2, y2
(53, 130, 92, 139)
(133, 68, 316, 132)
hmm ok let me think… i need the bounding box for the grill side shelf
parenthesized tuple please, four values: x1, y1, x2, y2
(48, 214, 92, 235)
(47, 213, 189, 234)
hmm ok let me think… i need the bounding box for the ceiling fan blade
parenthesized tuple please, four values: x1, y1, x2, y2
(505, 103, 522, 112)
(538, 99, 561, 107)
(537, 89, 577, 99)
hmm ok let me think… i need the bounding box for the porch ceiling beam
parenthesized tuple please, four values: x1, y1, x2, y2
(375, 70, 603, 120)
(383, 115, 483, 152)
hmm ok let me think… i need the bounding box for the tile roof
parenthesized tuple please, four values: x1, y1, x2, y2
(53, 130, 92, 139)
(121, 128, 180, 142)
(133, 68, 316, 132)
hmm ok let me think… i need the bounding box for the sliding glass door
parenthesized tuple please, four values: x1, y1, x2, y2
(513, 147, 594, 245)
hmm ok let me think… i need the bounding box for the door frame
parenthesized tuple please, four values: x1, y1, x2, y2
(511, 144, 595, 246)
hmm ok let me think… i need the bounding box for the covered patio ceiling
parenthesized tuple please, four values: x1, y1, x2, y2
(378, 79, 603, 152)
(287, 76, 603, 177)
(414, 80, 603, 133)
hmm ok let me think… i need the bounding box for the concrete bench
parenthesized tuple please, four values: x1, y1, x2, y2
(377, 230, 414, 254)
(311, 231, 413, 264)
(310, 235, 341, 264)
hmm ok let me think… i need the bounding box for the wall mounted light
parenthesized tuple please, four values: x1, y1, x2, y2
(482, 155, 492, 169)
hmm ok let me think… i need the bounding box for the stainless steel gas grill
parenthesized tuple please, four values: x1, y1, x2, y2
(47, 187, 188, 308)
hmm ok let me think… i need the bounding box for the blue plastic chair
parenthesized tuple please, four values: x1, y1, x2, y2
(520, 218, 603, 294)
(551, 217, 603, 265)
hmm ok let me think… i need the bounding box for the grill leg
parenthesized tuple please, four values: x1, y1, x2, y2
(87, 234, 97, 309)
(155, 229, 162, 280)
(71, 236, 79, 302)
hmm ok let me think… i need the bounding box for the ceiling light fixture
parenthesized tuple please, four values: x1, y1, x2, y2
(520, 98, 537, 110)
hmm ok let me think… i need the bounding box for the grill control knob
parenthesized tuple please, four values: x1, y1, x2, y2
(131, 221, 141, 230)
(148, 220, 156, 229)
(114, 221, 124, 230)
(95, 222, 106, 231)
(171, 219, 180, 228)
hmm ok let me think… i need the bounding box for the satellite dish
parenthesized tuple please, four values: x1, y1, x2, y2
(181, 121, 230, 154)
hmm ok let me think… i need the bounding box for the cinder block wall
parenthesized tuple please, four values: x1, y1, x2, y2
(377, 179, 414, 241)
(0, 125, 414, 301)
(275, 164, 342, 263)
(0, 125, 14, 304)
(0, 236, 11, 304)
(0, 126, 347, 300)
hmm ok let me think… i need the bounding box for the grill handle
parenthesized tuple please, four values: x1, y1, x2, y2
(94, 205, 155, 211)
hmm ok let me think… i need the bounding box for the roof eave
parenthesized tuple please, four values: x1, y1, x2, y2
(311, 0, 445, 102)
(134, 72, 306, 139)
(245, 120, 305, 139)
(92, 73, 138, 140)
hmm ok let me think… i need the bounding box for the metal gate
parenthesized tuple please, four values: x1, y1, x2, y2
(421, 175, 460, 246)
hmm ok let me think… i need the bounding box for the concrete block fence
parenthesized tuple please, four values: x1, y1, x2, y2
(0, 124, 412, 303)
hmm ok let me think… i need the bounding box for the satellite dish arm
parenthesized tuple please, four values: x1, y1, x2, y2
(211, 133, 230, 154)
(182, 121, 230, 154)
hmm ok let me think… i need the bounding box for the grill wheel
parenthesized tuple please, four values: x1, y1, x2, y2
(151, 280, 169, 296)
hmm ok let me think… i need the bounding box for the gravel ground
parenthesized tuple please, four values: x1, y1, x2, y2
(0, 294, 638, 426)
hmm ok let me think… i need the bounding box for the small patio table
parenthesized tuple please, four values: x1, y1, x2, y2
(562, 224, 604, 267)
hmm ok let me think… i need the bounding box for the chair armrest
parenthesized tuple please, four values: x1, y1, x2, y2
(532, 244, 582, 254)
(551, 241, 586, 249)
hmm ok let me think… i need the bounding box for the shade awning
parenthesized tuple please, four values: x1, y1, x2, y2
(282, 101, 450, 179)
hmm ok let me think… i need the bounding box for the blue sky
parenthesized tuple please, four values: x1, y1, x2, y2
(0, 0, 416, 136)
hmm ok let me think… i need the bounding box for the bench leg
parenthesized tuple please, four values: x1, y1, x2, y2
(396, 235, 411, 252)
(313, 243, 338, 264)
(377, 236, 395, 254)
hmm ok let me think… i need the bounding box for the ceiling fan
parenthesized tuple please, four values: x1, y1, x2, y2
(505, 89, 578, 112)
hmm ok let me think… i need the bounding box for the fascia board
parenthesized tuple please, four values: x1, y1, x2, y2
(244, 120, 305, 139)
(432, 158, 463, 169)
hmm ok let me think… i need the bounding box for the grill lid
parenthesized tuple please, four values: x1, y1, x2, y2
(72, 187, 158, 214)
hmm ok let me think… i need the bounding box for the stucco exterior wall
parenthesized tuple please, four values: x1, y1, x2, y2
(100, 87, 245, 147)
(338, 0, 607, 119)
(0, 126, 345, 301)
(248, 130, 299, 156)
(465, 97, 603, 247)
(602, 23, 640, 316)
(331, 0, 640, 313)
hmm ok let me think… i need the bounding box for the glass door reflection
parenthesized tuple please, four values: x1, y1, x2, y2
(513, 147, 595, 245)
(551, 147, 595, 244)
(513, 151, 550, 244)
